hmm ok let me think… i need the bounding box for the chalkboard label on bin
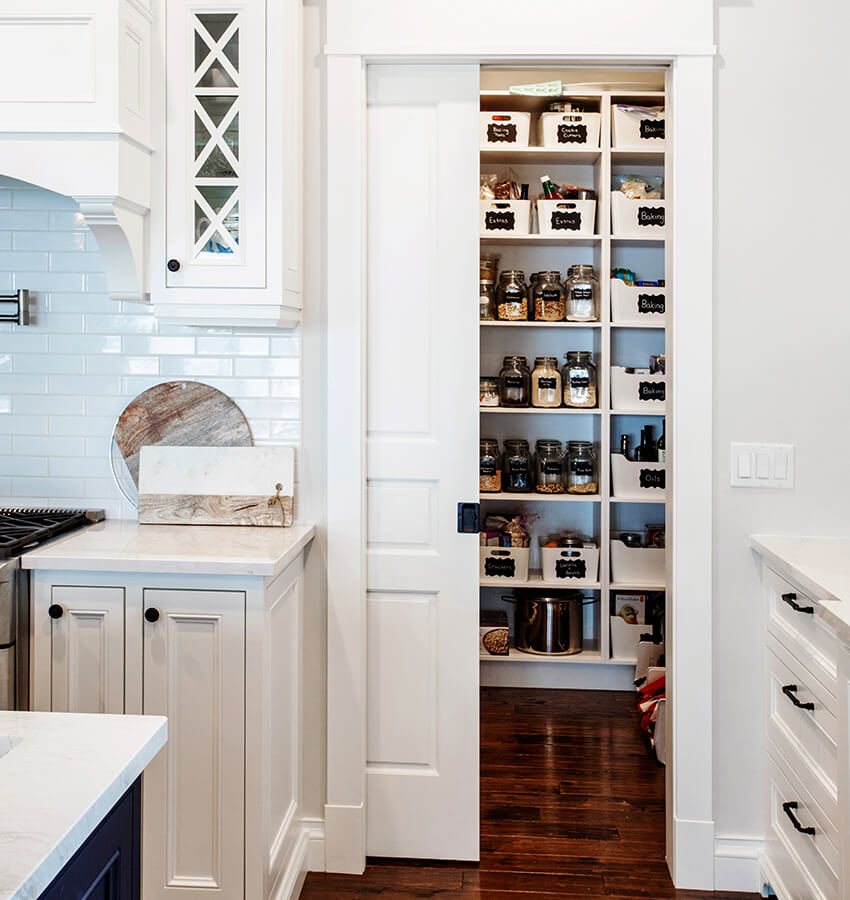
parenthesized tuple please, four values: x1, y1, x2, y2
(639, 468, 666, 490)
(637, 206, 665, 228)
(487, 122, 517, 143)
(555, 558, 587, 579)
(550, 209, 582, 231)
(557, 123, 588, 144)
(485, 210, 516, 231)
(484, 556, 517, 577)
(638, 381, 666, 402)
(638, 293, 665, 315)
(538, 377, 558, 390)
(639, 118, 665, 140)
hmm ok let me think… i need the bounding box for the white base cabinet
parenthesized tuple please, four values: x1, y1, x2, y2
(30, 553, 315, 900)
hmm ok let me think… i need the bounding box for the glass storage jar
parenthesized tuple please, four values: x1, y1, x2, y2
(533, 271, 566, 321)
(564, 264, 599, 322)
(480, 439, 502, 493)
(566, 441, 598, 494)
(499, 356, 530, 407)
(535, 439, 566, 494)
(531, 357, 562, 408)
(562, 351, 598, 408)
(496, 270, 529, 321)
(502, 439, 532, 493)
(479, 377, 500, 407)
(480, 280, 496, 320)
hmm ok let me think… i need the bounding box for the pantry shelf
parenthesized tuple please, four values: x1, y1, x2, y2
(610, 410, 666, 417)
(610, 322, 666, 330)
(481, 321, 602, 329)
(610, 497, 666, 504)
(611, 235, 665, 244)
(480, 572, 601, 589)
(480, 647, 605, 665)
(479, 407, 602, 415)
(611, 149, 665, 167)
(609, 655, 638, 666)
(610, 582, 666, 591)
(480, 235, 600, 246)
(481, 492, 602, 503)
(480, 147, 601, 165)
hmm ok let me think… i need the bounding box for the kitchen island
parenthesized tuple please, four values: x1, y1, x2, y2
(0, 710, 166, 900)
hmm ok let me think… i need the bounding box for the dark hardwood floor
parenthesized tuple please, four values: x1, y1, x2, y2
(301, 687, 759, 899)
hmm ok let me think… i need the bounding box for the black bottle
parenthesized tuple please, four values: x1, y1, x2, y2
(634, 425, 657, 462)
(619, 434, 631, 461)
(657, 423, 666, 462)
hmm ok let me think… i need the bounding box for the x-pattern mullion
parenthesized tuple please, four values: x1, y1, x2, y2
(193, 186, 240, 255)
(193, 96, 240, 177)
(193, 15, 240, 87)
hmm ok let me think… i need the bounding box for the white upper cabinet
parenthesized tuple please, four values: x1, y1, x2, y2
(150, 0, 303, 327)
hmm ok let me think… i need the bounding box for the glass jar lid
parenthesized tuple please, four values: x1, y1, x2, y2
(504, 438, 530, 450)
(503, 355, 528, 366)
(568, 440, 594, 452)
(567, 264, 595, 277)
(541, 270, 561, 279)
(480, 376, 499, 387)
(500, 269, 525, 279)
(533, 356, 560, 367)
(565, 350, 593, 363)
(535, 439, 562, 452)
(481, 438, 499, 449)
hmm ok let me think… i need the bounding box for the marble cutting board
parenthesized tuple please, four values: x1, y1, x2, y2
(137, 446, 294, 526)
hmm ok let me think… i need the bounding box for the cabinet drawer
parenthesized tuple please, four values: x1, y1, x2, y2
(765, 569, 837, 694)
(766, 638, 837, 812)
(765, 748, 839, 900)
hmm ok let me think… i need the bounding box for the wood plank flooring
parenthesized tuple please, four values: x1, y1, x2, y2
(300, 687, 759, 899)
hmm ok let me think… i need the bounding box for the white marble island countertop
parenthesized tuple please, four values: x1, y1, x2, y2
(21, 519, 316, 578)
(751, 535, 850, 640)
(0, 711, 166, 900)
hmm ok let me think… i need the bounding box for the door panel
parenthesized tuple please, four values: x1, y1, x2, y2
(365, 64, 480, 861)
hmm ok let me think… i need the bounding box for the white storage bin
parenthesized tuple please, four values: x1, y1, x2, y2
(611, 104, 665, 149)
(537, 111, 601, 149)
(610, 366, 666, 411)
(611, 192, 666, 236)
(480, 199, 531, 236)
(610, 454, 666, 500)
(537, 199, 596, 236)
(539, 539, 600, 586)
(480, 111, 531, 147)
(610, 539, 665, 584)
(610, 616, 648, 661)
(610, 278, 667, 325)
(479, 546, 530, 583)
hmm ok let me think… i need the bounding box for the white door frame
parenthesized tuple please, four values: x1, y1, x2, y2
(325, 52, 715, 890)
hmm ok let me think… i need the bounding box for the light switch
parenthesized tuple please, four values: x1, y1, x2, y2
(730, 443, 794, 489)
(755, 452, 770, 479)
(737, 453, 751, 479)
(774, 452, 788, 480)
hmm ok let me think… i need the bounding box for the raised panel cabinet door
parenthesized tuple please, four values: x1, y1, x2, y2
(49, 585, 125, 715)
(364, 65, 480, 861)
(142, 589, 245, 900)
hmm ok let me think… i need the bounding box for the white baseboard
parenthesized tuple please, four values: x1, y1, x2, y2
(324, 802, 366, 874)
(480, 660, 636, 690)
(670, 815, 715, 890)
(269, 817, 327, 900)
(302, 816, 326, 872)
(714, 836, 764, 893)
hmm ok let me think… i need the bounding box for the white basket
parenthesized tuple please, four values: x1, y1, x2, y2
(611, 193, 666, 236)
(480, 111, 531, 147)
(611, 104, 665, 149)
(479, 546, 530, 583)
(536, 199, 596, 236)
(610, 616, 647, 661)
(610, 454, 666, 499)
(539, 539, 600, 586)
(610, 366, 666, 411)
(610, 540, 665, 583)
(537, 111, 601, 149)
(610, 278, 667, 325)
(480, 199, 531, 236)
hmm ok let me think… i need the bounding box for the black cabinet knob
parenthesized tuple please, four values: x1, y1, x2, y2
(167, 259, 181, 272)
(144, 607, 160, 623)
(48, 604, 64, 619)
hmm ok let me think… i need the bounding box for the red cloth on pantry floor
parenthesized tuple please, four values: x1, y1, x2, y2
(637, 673, 665, 738)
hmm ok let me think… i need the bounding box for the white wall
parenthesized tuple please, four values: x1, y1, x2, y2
(713, 0, 850, 848)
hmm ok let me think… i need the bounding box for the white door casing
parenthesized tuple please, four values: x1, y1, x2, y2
(364, 64, 481, 861)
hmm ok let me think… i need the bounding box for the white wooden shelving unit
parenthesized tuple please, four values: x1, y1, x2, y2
(479, 73, 667, 681)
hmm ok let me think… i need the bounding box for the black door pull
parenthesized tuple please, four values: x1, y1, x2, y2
(782, 801, 816, 836)
(781, 592, 814, 615)
(782, 684, 815, 711)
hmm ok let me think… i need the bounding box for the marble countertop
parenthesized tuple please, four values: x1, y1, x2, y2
(751, 535, 850, 640)
(21, 520, 316, 578)
(0, 711, 166, 900)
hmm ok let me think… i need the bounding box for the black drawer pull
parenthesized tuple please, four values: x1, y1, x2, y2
(781, 592, 814, 615)
(782, 801, 816, 836)
(782, 684, 815, 711)
(48, 604, 64, 619)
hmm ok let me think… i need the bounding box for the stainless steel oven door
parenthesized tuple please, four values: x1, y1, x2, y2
(0, 646, 13, 710)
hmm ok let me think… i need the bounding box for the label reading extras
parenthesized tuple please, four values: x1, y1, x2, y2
(555, 558, 587, 580)
(503, 375, 524, 388)
(485, 210, 516, 231)
(639, 118, 665, 140)
(571, 459, 593, 476)
(538, 377, 558, 390)
(542, 461, 562, 475)
(637, 293, 665, 315)
(637, 206, 665, 228)
(550, 209, 582, 231)
(487, 121, 518, 143)
(639, 468, 666, 490)
(638, 381, 666, 402)
(484, 556, 517, 577)
(557, 123, 588, 144)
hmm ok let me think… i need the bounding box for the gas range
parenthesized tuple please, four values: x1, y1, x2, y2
(0, 507, 105, 558)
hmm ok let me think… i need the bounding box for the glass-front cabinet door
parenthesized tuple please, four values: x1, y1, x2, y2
(165, 2, 266, 289)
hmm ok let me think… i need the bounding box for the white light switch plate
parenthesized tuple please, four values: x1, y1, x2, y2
(730, 443, 794, 489)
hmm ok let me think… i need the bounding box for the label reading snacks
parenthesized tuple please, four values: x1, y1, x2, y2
(485, 210, 516, 231)
(639, 118, 665, 140)
(550, 209, 582, 231)
(484, 556, 517, 577)
(639, 468, 666, 490)
(557, 123, 588, 144)
(637, 206, 665, 228)
(637, 293, 665, 315)
(638, 381, 666, 402)
(555, 558, 587, 579)
(487, 122, 517, 143)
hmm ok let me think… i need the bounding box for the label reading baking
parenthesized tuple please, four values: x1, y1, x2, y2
(557, 122, 588, 144)
(538, 377, 558, 390)
(639, 118, 665, 140)
(555, 558, 587, 579)
(485, 210, 516, 231)
(550, 209, 582, 231)
(637, 293, 666, 314)
(639, 468, 666, 490)
(480, 462, 497, 476)
(503, 375, 524, 388)
(484, 556, 517, 577)
(487, 121, 518, 143)
(570, 376, 590, 389)
(571, 459, 593, 476)
(638, 381, 666, 402)
(637, 206, 665, 228)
